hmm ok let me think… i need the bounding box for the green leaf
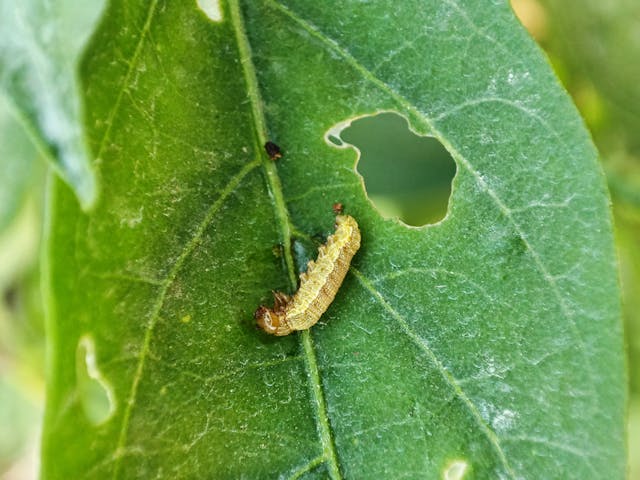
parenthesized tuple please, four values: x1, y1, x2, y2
(0, 95, 40, 232)
(533, 1, 640, 475)
(42, 1, 625, 478)
(0, 0, 105, 208)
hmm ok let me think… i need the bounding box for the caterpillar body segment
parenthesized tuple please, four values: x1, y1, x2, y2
(255, 215, 361, 336)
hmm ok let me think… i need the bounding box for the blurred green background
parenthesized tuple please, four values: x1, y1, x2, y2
(0, 0, 638, 477)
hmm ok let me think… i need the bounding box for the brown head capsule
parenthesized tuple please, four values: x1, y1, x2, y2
(255, 215, 361, 336)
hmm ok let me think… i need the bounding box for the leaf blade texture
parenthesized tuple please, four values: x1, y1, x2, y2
(42, 1, 625, 478)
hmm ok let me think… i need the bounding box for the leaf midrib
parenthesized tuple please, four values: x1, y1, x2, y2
(93, 0, 343, 477)
(228, 1, 343, 478)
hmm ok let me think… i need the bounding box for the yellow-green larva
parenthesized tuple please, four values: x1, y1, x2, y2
(255, 215, 361, 336)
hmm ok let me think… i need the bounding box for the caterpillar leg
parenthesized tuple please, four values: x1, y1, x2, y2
(272, 291, 291, 310)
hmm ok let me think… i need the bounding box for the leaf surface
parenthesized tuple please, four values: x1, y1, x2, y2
(42, 1, 625, 478)
(0, 0, 105, 207)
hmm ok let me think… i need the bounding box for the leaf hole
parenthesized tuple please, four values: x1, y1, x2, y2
(196, 0, 222, 22)
(76, 335, 115, 425)
(443, 459, 469, 480)
(327, 112, 456, 226)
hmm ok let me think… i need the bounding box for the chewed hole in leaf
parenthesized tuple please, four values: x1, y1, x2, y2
(442, 459, 469, 480)
(328, 112, 456, 226)
(76, 335, 115, 425)
(196, 0, 222, 22)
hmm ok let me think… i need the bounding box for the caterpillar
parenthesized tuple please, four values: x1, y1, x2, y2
(255, 215, 361, 336)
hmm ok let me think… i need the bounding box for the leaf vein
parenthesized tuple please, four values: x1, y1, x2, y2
(285, 455, 325, 480)
(96, 0, 159, 163)
(351, 267, 518, 478)
(229, 1, 342, 477)
(110, 158, 260, 479)
(374, 266, 518, 313)
(268, 0, 598, 425)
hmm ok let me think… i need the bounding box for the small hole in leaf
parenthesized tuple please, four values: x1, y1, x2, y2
(76, 335, 115, 424)
(338, 112, 456, 226)
(196, 0, 222, 22)
(443, 459, 469, 480)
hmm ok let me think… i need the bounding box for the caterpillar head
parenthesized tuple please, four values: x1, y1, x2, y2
(254, 306, 291, 336)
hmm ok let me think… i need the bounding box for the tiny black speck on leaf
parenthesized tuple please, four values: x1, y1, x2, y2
(264, 141, 282, 160)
